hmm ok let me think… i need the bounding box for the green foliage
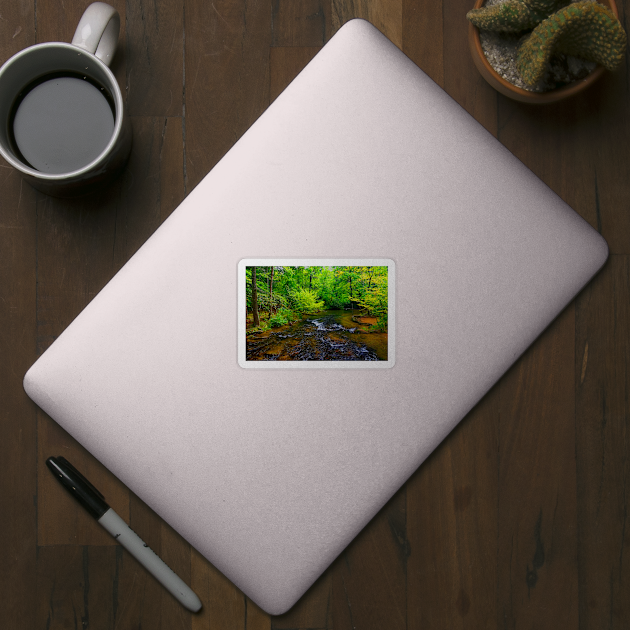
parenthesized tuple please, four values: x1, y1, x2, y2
(246, 265, 390, 331)
(246, 321, 270, 335)
(269, 313, 288, 327)
(517, 1, 627, 85)
(269, 308, 297, 327)
(289, 288, 326, 313)
(375, 317, 388, 332)
(353, 269, 388, 320)
(467, 0, 568, 33)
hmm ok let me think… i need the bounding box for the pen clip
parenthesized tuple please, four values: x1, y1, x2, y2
(54, 456, 106, 502)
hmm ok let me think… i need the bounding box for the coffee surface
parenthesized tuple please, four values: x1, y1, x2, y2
(12, 75, 115, 174)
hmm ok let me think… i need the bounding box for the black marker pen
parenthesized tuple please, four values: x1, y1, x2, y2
(46, 456, 202, 612)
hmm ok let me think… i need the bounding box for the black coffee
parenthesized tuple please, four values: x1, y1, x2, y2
(10, 73, 115, 174)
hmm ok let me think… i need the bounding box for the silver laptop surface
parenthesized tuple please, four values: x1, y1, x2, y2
(24, 19, 608, 614)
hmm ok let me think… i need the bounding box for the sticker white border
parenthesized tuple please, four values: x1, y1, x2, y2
(238, 259, 395, 369)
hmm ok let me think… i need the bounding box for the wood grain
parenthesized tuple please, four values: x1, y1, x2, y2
(583, 72, 630, 254)
(271, 0, 331, 46)
(184, 0, 271, 191)
(407, 391, 498, 629)
(1, 0, 629, 627)
(119, 495, 193, 629)
(126, 0, 184, 117)
(0, 158, 38, 630)
(36, 545, 119, 630)
(331, 486, 408, 630)
(190, 548, 247, 630)
(497, 305, 578, 629)
(332, 0, 402, 48)
(443, 0, 497, 132)
(271, 573, 332, 629)
(0, 4, 38, 629)
(270, 47, 321, 103)
(403, 0, 444, 87)
(576, 256, 630, 629)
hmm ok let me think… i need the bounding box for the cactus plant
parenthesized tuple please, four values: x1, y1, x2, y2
(516, 1, 627, 85)
(467, 0, 568, 33)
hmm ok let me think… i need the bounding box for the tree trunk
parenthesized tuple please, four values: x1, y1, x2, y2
(269, 266, 274, 318)
(252, 267, 260, 327)
(349, 274, 353, 314)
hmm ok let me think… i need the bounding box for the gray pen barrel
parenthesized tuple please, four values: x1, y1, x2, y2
(98, 508, 202, 612)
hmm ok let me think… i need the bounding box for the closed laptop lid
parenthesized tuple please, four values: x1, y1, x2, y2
(24, 19, 607, 614)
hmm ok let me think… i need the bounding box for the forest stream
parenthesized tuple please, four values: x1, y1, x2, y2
(246, 309, 388, 361)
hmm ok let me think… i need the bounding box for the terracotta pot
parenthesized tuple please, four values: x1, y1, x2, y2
(468, 0, 619, 103)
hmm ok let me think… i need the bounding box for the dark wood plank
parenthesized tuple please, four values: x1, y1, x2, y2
(159, 116, 187, 221)
(0, 0, 36, 53)
(331, 0, 402, 47)
(247, 600, 271, 630)
(576, 256, 630, 629)
(112, 116, 185, 270)
(271, 0, 331, 47)
(0, 4, 39, 629)
(496, 96, 599, 226)
(190, 549, 247, 630)
(109, 494, 193, 629)
(497, 305, 578, 628)
(0, 119, 37, 627)
(581, 72, 630, 254)
(330, 486, 407, 630)
(492, 44, 630, 256)
(0, 146, 38, 630)
(402, 0, 444, 88)
(36, 545, 118, 630)
(126, 0, 184, 117)
(271, 573, 332, 629)
(443, 0, 497, 132)
(407, 393, 499, 629)
(36, 0, 123, 45)
(270, 47, 321, 103)
(187, 573, 270, 630)
(491, 21, 630, 625)
(184, 0, 272, 192)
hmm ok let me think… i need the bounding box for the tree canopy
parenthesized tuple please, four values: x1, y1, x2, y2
(245, 265, 388, 330)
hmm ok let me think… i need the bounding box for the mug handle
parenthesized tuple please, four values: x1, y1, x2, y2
(71, 2, 120, 67)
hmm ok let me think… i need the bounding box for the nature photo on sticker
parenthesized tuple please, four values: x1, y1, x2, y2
(245, 265, 389, 361)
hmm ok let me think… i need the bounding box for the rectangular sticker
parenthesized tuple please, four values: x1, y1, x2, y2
(238, 259, 395, 368)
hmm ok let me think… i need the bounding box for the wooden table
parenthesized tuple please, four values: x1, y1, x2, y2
(1, 1, 628, 628)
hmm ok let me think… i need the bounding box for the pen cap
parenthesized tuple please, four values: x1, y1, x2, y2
(46, 456, 110, 519)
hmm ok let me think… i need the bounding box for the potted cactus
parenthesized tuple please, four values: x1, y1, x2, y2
(467, 0, 627, 102)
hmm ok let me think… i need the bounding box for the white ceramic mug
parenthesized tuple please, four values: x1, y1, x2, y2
(0, 2, 131, 197)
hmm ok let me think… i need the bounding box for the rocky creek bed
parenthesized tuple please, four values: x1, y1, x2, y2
(246, 310, 388, 361)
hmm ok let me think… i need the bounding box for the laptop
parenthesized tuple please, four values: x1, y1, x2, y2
(23, 19, 608, 614)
